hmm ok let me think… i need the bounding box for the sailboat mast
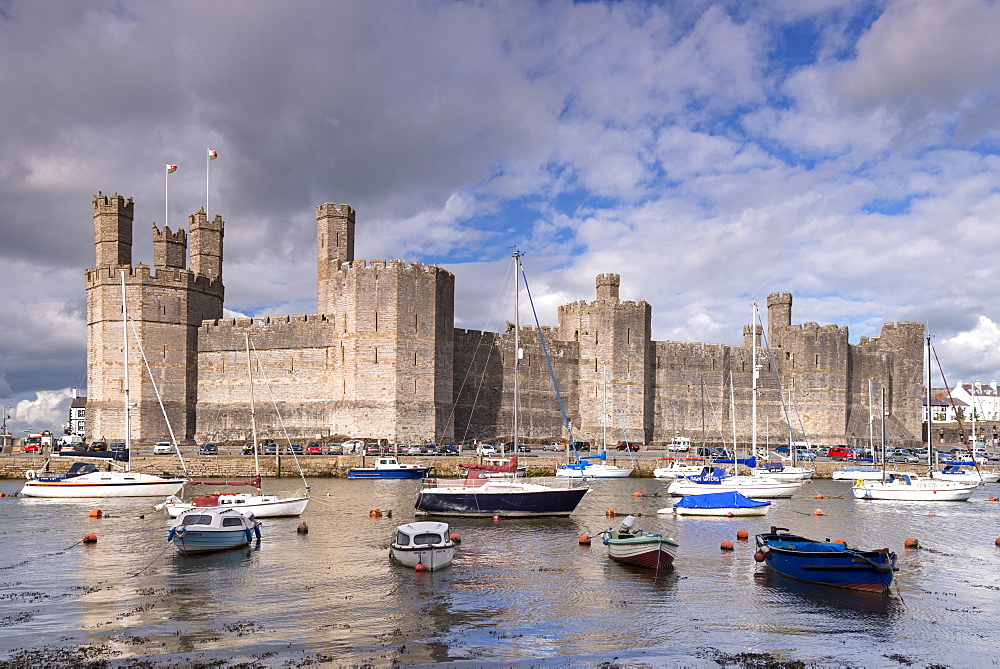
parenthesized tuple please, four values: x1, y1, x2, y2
(245, 333, 261, 480)
(120, 271, 132, 471)
(926, 335, 932, 470)
(751, 302, 758, 458)
(512, 251, 520, 457)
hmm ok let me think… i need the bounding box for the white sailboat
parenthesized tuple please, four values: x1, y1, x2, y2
(21, 272, 186, 498)
(161, 333, 310, 517)
(556, 365, 635, 478)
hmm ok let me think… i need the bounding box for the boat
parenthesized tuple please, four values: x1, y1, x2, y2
(481, 457, 527, 478)
(161, 333, 310, 517)
(652, 458, 706, 479)
(665, 466, 802, 499)
(557, 365, 635, 478)
(852, 472, 980, 501)
(666, 490, 771, 516)
(415, 456, 589, 517)
(20, 271, 187, 499)
(930, 464, 1000, 484)
(414, 250, 590, 518)
(168, 507, 261, 555)
(831, 465, 891, 481)
(751, 461, 814, 481)
(755, 526, 897, 593)
(389, 521, 455, 571)
(349, 457, 433, 479)
(599, 515, 678, 569)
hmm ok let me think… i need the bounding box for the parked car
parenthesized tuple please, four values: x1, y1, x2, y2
(326, 443, 344, 455)
(60, 443, 88, 454)
(516, 443, 532, 453)
(199, 442, 218, 456)
(90, 441, 107, 451)
(306, 442, 323, 455)
(616, 442, 639, 451)
(263, 443, 278, 455)
(476, 444, 498, 456)
(287, 443, 303, 455)
(575, 441, 591, 452)
(542, 442, 565, 452)
(814, 447, 830, 457)
(441, 444, 460, 455)
(890, 449, 919, 464)
(153, 442, 174, 455)
(827, 447, 856, 459)
(364, 444, 381, 455)
(793, 448, 816, 461)
(109, 442, 126, 452)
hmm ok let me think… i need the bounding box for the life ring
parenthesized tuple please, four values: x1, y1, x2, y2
(25, 470, 35, 480)
(855, 478, 865, 486)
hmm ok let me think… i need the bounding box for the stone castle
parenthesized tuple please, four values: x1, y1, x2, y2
(85, 193, 926, 449)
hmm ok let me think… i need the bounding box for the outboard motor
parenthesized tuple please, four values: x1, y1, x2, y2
(620, 515, 636, 533)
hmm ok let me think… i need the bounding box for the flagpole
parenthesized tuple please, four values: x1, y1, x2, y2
(206, 148, 210, 215)
(165, 165, 169, 229)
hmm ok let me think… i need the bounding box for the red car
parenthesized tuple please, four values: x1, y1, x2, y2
(306, 442, 323, 455)
(827, 447, 856, 459)
(616, 442, 640, 451)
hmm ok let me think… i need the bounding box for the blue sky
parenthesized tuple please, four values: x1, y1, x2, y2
(3, 0, 1000, 433)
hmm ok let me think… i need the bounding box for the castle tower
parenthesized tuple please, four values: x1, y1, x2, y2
(317, 203, 355, 313)
(767, 292, 792, 348)
(152, 224, 187, 269)
(92, 192, 133, 267)
(85, 194, 224, 445)
(189, 209, 224, 280)
(558, 275, 652, 444)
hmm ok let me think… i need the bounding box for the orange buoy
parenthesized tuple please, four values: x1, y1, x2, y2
(721, 540, 734, 551)
(493, 515, 500, 522)
(0, 492, 6, 497)
(995, 538, 1000, 546)
(904, 538, 919, 549)
(927, 513, 934, 517)
(988, 497, 999, 502)
(753, 552, 766, 562)
(726, 511, 734, 518)
(579, 534, 591, 545)
(833, 539, 845, 545)
(449, 533, 461, 543)
(213, 490, 222, 496)
(415, 563, 425, 572)
(814, 494, 824, 500)
(296, 522, 308, 534)
(606, 508, 616, 517)
(736, 529, 748, 540)
(88, 509, 102, 518)
(82, 534, 98, 544)
(813, 509, 824, 516)
(633, 492, 642, 498)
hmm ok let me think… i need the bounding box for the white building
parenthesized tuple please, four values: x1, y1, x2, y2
(67, 388, 86, 436)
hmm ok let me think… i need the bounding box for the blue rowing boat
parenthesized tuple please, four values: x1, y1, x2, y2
(754, 526, 897, 593)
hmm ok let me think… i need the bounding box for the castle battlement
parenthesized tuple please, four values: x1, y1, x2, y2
(336, 259, 451, 278)
(85, 264, 223, 295)
(202, 313, 332, 329)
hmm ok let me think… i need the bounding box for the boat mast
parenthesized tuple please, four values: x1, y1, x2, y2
(512, 250, 520, 459)
(926, 335, 932, 471)
(751, 301, 758, 459)
(245, 332, 261, 484)
(602, 363, 608, 455)
(120, 270, 131, 472)
(868, 378, 875, 460)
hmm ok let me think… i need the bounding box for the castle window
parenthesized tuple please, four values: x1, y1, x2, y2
(414, 379, 418, 395)
(374, 347, 378, 364)
(414, 314, 419, 333)
(162, 345, 167, 360)
(627, 328, 631, 346)
(815, 354, 820, 368)
(375, 312, 379, 332)
(413, 352, 417, 366)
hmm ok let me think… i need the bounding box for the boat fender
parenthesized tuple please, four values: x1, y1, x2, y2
(758, 545, 770, 553)
(167, 527, 176, 542)
(753, 552, 766, 562)
(855, 479, 865, 486)
(254, 525, 261, 540)
(25, 470, 35, 480)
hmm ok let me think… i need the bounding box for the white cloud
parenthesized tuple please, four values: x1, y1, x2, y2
(937, 317, 1000, 384)
(7, 388, 74, 435)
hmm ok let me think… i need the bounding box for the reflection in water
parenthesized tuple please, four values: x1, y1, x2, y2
(0, 477, 996, 665)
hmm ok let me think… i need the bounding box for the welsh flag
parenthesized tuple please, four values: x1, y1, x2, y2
(166, 164, 178, 173)
(208, 149, 218, 160)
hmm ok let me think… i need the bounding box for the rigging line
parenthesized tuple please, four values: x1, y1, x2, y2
(446, 261, 516, 443)
(607, 374, 637, 466)
(126, 317, 189, 476)
(519, 264, 575, 447)
(932, 344, 981, 473)
(248, 338, 310, 490)
(129, 541, 174, 577)
(757, 324, 802, 449)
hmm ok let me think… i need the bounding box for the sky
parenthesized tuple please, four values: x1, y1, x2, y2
(3, 0, 1000, 435)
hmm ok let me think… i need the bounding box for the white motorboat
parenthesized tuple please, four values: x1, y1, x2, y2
(652, 459, 706, 479)
(666, 490, 771, 516)
(751, 461, 814, 481)
(665, 466, 803, 499)
(389, 521, 456, 571)
(929, 465, 1000, 484)
(852, 473, 980, 501)
(21, 272, 187, 499)
(169, 507, 261, 554)
(831, 465, 894, 481)
(557, 366, 635, 479)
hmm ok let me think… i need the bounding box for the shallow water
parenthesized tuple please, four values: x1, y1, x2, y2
(0, 475, 997, 667)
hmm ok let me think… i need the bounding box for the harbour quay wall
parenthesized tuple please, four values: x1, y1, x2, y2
(0, 456, 923, 480)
